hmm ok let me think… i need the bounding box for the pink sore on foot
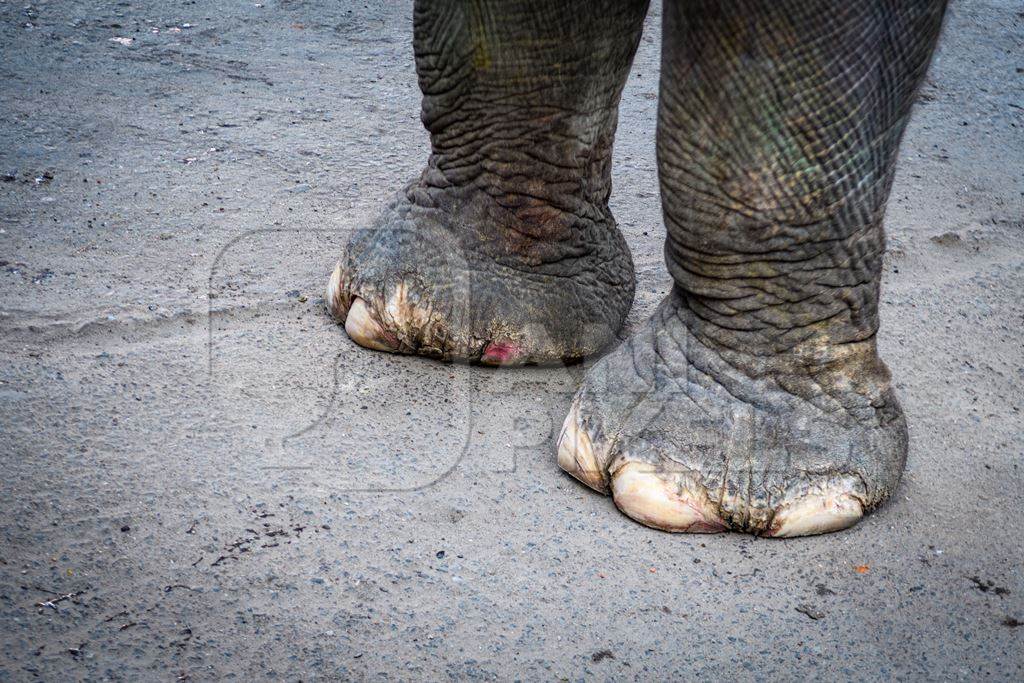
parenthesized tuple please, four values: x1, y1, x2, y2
(481, 340, 522, 365)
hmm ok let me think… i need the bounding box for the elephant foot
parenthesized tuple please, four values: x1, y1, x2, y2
(556, 291, 908, 537)
(326, 180, 635, 365)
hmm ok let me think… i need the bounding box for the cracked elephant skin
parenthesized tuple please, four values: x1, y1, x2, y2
(325, 0, 949, 536)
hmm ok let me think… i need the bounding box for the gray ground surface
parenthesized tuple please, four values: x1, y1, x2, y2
(1, 1, 1022, 680)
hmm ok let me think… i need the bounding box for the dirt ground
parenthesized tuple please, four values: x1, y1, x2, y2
(1, 1, 1022, 680)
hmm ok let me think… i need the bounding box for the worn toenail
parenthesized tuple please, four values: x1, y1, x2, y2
(345, 297, 399, 352)
(610, 462, 726, 533)
(557, 402, 608, 493)
(769, 490, 864, 538)
(325, 263, 345, 321)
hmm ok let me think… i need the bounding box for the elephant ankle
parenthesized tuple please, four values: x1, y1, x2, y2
(673, 281, 880, 357)
(666, 291, 894, 411)
(402, 169, 623, 271)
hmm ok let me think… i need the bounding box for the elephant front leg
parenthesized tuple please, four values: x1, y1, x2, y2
(326, 0, 650, 365)
(558, 0, 948, 535)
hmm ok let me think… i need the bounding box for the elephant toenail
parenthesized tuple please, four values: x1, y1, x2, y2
(769, 491, 864, 538)
(344, 297, 399, 352)
(324, 263, 346, 321)
(556, 403, 608, 493)
(610, 462, 726, 533)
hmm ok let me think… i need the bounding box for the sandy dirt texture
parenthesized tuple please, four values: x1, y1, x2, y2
(1, 0, 1022, 680)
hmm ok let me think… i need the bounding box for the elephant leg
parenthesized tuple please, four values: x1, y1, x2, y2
(558, 0, 947, 536)
(326, 0, 650, 365)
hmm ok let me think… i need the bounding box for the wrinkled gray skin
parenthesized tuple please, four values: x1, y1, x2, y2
(329, 1, 648, 363)
(327, 0, 948, 535)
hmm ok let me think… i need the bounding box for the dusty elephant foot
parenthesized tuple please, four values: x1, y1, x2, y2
(556, 291, 908, 537)
(325, 182, 635, 365)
